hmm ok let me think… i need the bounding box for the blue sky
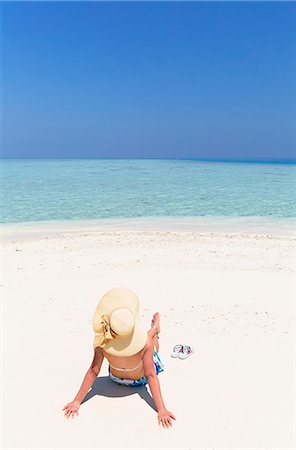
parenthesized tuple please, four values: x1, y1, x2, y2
(2, 2, 296, 161)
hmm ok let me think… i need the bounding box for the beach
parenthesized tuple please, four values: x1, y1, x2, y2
(2, 223, 295, 449)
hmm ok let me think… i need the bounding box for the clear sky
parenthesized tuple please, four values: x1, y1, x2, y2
(2, 1, 296, 161)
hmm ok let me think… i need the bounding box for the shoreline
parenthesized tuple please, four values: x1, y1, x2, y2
(2, 215, 295, 240)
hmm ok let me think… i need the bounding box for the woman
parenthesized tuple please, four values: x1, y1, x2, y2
(62, 287, 176, 428)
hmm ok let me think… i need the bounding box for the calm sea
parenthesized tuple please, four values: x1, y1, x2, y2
(1, 158, 295, 228)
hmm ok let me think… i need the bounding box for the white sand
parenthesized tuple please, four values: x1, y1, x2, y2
(2, 225, 295, 449)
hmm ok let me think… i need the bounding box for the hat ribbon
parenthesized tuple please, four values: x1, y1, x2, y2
(94, 314, 117, 348)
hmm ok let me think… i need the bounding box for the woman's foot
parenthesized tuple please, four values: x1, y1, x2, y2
(151, 312, 161, 335)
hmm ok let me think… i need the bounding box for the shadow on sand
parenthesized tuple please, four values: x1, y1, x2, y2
(81, 376, 157, 412)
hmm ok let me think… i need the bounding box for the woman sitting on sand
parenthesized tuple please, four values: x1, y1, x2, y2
(62, 287, 176, 428)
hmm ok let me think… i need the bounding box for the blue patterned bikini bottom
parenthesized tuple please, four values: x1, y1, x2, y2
(108, 349, 164, 387)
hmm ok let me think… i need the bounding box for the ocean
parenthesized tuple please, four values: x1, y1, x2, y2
(1, 158, 295, 235)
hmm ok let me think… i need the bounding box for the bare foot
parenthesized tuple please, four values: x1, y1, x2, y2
(151, 312, 161, 334)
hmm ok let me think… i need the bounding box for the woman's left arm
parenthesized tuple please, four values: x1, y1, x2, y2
(143, 339, 176, 428)
(63, 347, 104, 418)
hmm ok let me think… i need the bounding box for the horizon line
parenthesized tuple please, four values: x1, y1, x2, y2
(1, 156, 296, 165)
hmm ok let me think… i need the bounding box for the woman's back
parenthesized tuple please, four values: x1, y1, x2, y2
(102, 337, 148, 380)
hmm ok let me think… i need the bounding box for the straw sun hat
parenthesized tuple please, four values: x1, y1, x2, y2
(92, 287, 148, 357)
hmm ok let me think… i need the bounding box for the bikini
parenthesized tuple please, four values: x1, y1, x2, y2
(108, 348, 164, 387)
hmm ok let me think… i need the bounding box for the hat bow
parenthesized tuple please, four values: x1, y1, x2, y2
(94, 314, 117, 348)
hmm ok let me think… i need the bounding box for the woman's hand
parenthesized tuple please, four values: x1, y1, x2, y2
(157, 409, 176, 428)
(62, 400, 81, 419)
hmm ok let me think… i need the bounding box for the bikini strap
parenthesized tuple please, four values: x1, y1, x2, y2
(109, 359, 143, 372)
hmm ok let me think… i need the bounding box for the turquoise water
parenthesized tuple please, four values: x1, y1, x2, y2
(1, 158, 295, 224)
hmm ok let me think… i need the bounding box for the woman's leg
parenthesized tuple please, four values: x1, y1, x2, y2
(148, 312, 160, 352)
(153, 333, 159, 352)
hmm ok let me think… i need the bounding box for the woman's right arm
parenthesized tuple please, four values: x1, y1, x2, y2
(143, 339, 176, 428)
